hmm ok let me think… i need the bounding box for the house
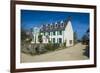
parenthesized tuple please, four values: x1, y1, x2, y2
(31, 17, 74, 47)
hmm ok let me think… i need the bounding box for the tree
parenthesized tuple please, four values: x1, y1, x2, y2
(21, 28, 28, 41)
(82, 28, 90, 58)
(74, 31, 78, 44)
(82, 28, 89, 45)
(21, 28, 32, 43)
(38, 33, 43, 43)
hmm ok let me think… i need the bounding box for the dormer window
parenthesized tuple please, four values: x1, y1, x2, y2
(48, 24, 50, 29)
(55, 22, 58, 28)
(61, 23, 64, 27)
(58, 24, 60, 28)
(46, 25, 48, 30)
(50, 25, 52, 29)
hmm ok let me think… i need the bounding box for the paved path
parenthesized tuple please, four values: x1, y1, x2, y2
(21, 43, 88, 63)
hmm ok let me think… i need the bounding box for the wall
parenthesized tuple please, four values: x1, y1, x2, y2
(0, 0, 100, 73)
(65, 20, 74, 46)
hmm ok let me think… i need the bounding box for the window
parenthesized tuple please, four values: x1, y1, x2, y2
(57, 31, 62, 35)
(53, 38, 55, 43)
(59, 38, 62, 43)
(57, 38, 59, 43)
(69, 40, 72, 44)
(53, 31, 55, 35)
(32, 36, 34, 42)
(44, 32, 45, 36)
(48, 32, 50, 35)
(56, 24, 58, 28)
(59, 31, 62, 35)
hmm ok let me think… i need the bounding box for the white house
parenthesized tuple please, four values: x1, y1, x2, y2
(31, 17, 74, 47)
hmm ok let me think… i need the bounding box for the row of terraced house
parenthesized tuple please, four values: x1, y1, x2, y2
(30, 17, 74, 47)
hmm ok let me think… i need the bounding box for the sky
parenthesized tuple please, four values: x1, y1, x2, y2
(21, 10, 89, 39)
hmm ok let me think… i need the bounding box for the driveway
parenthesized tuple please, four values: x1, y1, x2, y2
(21, 43, 88, 63)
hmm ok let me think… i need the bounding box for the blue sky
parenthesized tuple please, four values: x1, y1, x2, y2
(21, 10, 89, 39)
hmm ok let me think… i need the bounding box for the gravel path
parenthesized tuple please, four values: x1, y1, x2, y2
(21, 43, 88, 63)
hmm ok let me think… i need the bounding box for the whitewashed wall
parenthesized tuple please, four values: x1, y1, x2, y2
(64, 20, 74, 46)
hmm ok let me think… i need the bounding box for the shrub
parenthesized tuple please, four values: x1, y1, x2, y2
(44, 43, 60, 51)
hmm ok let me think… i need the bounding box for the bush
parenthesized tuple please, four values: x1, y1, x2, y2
(44, 44, 53, 51)
(44, 43, 60, 51)
(63, 42, 66, 48)
(53, 43, 60, 49)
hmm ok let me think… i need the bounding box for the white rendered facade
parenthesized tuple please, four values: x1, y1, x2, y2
(31, 19, 74, 47)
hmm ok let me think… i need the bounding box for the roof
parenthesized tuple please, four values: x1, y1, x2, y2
(40, 16, 72, 32)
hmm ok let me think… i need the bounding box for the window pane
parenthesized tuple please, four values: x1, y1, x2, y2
(48, 32, 50, 35)
(57, 38, 58, 43)
(53, 38, 55, 43)
(69, 40, 72, 44)
(59, 31, 62, 35)
(59, 38, 62, 43)
(53, 31, 55, 35)
(44, 32, 45, 36)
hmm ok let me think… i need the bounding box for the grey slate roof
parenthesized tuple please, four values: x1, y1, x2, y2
(40, 16, 71, 32)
